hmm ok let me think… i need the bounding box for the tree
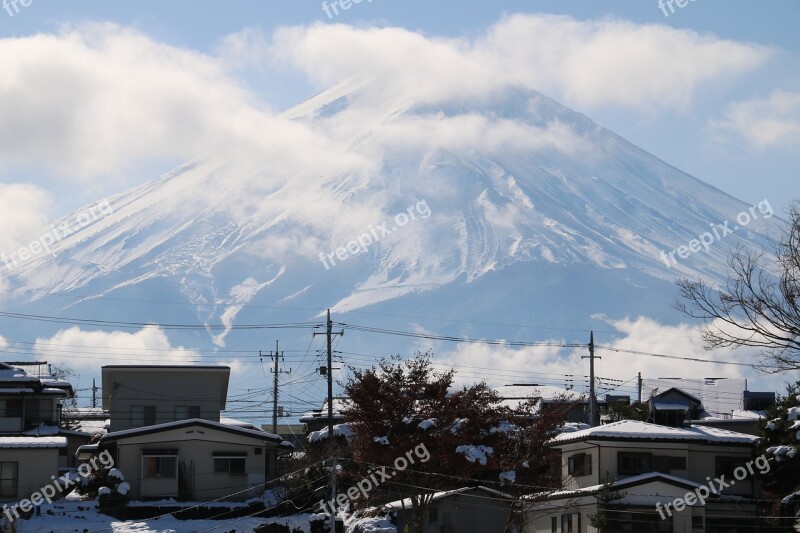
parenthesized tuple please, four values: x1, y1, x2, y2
(757, 381, 800, 528)
(674, 201, 800, 372)
(341, 352, 565, 533)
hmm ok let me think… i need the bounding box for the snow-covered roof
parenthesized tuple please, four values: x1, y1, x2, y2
(101, 418, 289, 448)
(547, 420, 758, 445)
(384, 486, 512, 509)
(0, 436, 67, 448)
(220, 417, 262, 431)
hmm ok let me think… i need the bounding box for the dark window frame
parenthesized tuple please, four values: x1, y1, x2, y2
(567, 453, 591, 476)
(618, 452, 653, 475)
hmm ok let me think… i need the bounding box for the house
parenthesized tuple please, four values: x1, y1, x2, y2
(96, 418, 292, 501)
(264, 424, 306, 451)
(0, 362, 74, 433)
(499, 386, 597, 425)
(0, 362, 82, 501)
(90, 365, 294, 501)
(0, 437, 67, 503)
(648, 387, 703, 427)
(101, 365, 230, 432)
(385, 486, 514, 533)
(523, 420, 764, 532)
(299, 398, 349, 433)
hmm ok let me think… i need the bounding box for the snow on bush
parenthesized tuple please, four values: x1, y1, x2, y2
(490, 421, 517, 435)
(373, 436, 390, 445)
(499, 471, 516, 484)
(308, 423, 354, 443)
(456, 444, 494, 465)
(450, 418, 467, 434)
(108, 468, 125, 480)
(768, 445, 798, 461)
(97, 487, 111, 496)
(116, 482, 130, 496)
(789, 407, 800, 421)
(418, 419, 437, 430)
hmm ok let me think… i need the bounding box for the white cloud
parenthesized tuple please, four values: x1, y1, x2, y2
(0, 183, 52, 257)
(32, 325, 200, 372)
(716, 90, 800, 149)
(438, 316, 787, 394)
(265, 14, 770, 110)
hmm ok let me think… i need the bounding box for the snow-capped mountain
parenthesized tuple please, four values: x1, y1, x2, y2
(0, 79, 785, 351)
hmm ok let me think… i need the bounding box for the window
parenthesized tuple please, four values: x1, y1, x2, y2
(551, 516, 558, 533)
(254, 447, 262, 455)
(0, 462, 17, 498)
(0, 399, 22, 418)
(131, 405, 156, 427)
(692, 515, 704, 532)
(561, 513, 579, 533)
(605, 511, 671, 532)
(618, 452, 652, 475)
(715, 456, 747, 480)
(567, 453, 591, 476)
(174, 405, 200, 420)
(652, 455, 687, 474)
(213, 453, 247, 475)
(428, 506, 438, 524)
(143, 455, 177, 479)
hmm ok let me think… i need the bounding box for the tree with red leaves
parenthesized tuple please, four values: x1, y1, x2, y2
(341, 352, 565, 533)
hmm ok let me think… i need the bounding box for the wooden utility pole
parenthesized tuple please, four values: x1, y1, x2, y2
(271, 340, 291, 435)
(580, 332, 600, 427)
(314, 309, 343, 533)
(637, 372, 643, 404)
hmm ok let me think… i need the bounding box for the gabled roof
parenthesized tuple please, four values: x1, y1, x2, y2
(650, 387, 702, 405)
(99, 418, 292, 449)
(533, 472, 703, 501)
(384, 486, 512, 509)
(547, 419, 757, 446)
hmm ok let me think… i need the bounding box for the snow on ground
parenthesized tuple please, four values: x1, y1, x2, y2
(10, 499, 267, 533)
(344, 513, 396, 533)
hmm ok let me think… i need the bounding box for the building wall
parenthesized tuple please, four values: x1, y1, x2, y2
(396, 491, 512, 533)
(108, 426, 274, 501)
(0, 448, 61, 502)
(103, 369, 228, 432)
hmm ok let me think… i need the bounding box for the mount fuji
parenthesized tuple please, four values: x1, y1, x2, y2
(0, 78, 785, 375)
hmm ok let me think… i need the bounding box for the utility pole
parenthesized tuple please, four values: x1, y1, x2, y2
(637, 372, 643, 404)
(271, 340, 291, 435)
(581, 332, 600, 427)
(314, 309, 343, 533)
(92, 378, 98, 409)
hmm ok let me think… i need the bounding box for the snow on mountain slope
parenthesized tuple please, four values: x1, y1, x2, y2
(0, 81, 785, 348)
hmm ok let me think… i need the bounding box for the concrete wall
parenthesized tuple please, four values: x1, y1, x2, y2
(103, 368, 228, 432)
(0, 448, 60, 502)
(107, 425, 275, 501)
(396, 490, 512, 533)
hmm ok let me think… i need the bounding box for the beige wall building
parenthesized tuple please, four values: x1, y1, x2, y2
(102, 366, 230, 432)
(0, 437, 66, 503)
(98, 419, 292, 501)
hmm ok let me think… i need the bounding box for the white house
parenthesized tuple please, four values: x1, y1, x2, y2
(523, 420, 765, 532)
